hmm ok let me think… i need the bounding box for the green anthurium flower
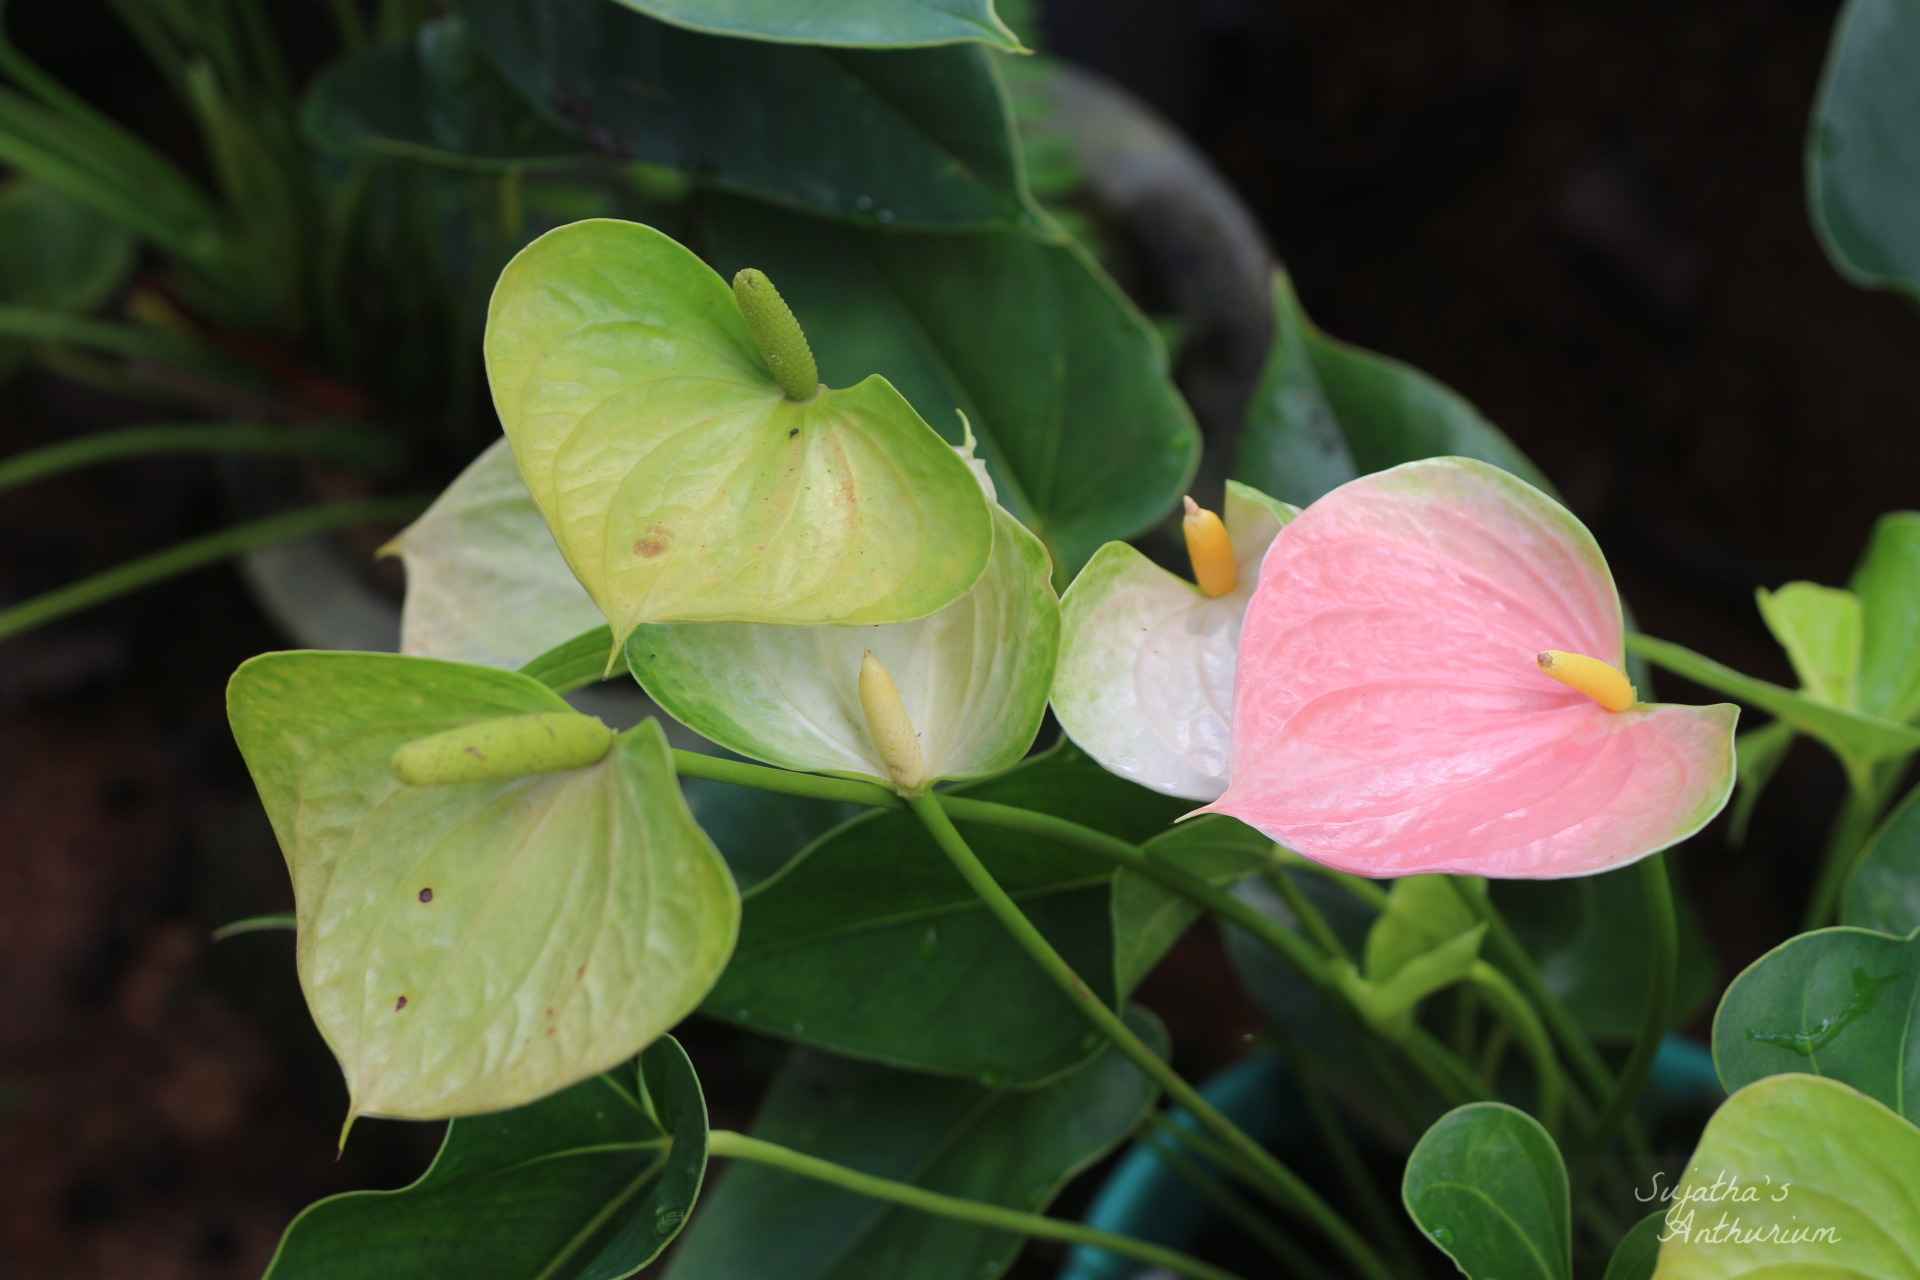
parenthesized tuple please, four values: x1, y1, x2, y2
(227, 652, 739, 1124)
(1050, 481, 1297, 801)
(625, 487, 1059, 791)
(381, 438, 603, 668)
(483, 218, 994, 656)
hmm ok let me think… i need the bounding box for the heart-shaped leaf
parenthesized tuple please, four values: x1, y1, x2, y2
(1235, 272, 1550, 509)
(703, 741, 1186, 1083)
(1810, 0, 1920, 296)
(700, 196, 1200, 578)
(483, 218, 993, 646)
(1402, 1102, 1571, 1280)
(228, 652, 739, 1119)
(671, 1011, 1166, 1280)
(1110, 815, 1271, 995)
(1754, 582, 1862, 711)
(611, 0, 1023, 50)
(461, 0, 1029, 229)
(626, 504, 1057, 786)
(385, 439, 604, 668)
(1052, 482, 1295, 801)
(266, 1037, 707, 1279)
(1653, 1075, 1920, 1278)
(1844, 783, 1920, 934)
(303, 16, 587, 172)
(1851, 511, 1920, 724)
(1712, 924, 1920, 1120)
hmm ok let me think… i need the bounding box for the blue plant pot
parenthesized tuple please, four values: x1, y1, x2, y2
(1061, 1034, 1721, 1278)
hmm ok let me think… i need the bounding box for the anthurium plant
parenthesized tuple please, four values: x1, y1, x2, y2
(18, 1, 1919, 1278)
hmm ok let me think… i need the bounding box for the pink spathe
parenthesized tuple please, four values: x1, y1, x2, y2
(1198, 458, 1736, 879)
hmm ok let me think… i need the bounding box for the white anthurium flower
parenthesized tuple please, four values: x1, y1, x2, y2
(382, 438, 605, 669)
(625, 494, 1059, 789)
(1050, 481, 1298, 801)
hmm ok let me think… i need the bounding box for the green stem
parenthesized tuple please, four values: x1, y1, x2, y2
(0, 424, 402, 492)
(1268, 845, 1390, 910)
(0, 497, 424, 641)
(1465, 961, 1566, 1136)
(903, 792, 1392, 1280)
(669, 749, 895, 809)
(1805, 777, 1892, 929)
(1268, 865, 1352, 962)
(706, 1129, 1248, 1280)
(1588, 857, 1674, 1143)
(1146, 1116, 1328, 1278)
(1292, 1053, 1421, 1272)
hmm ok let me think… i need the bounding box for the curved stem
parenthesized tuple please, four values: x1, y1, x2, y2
(1267, 864, 1352, 962)
(0, 497, 424, 641)
(1583, 854, 1675, 1157)
(904, 793, 1392, 1280)
(1465, 961, 1566, 1136)
(1805, 776, 1892, 929)
(706, 1129, 1249, 1280)
(0, 423, 403, 492)
(668, 749, 895, 808)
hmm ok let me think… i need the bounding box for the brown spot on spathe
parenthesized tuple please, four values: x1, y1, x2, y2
(633, 524, 671, 558)
(418, 887, 433, 904)
(394, 995, 408, 1012)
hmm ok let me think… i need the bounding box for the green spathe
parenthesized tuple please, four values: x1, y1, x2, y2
(227, 652, 739, 1121)
(483, 219, 992, 649)
(1653, 1075, 1920, 1278)
(627, 505, 1056, 788)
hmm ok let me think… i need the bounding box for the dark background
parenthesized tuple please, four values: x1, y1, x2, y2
(4, 1, 1912, 1275)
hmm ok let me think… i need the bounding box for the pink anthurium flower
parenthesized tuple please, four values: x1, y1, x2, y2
(1196, 457, 1738, 879)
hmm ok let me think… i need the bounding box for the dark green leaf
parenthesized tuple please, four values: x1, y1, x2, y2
(703, 741, 1186, 1083)
(1402, 1103, 1571, 1280)
(1111, 816, 1269, 996)
(1713, 925, 1920, 1120)
(1809, 0, 1920, 294)
(702, 197, 1199, 575)
(0, 177, 136, 377)
(1844, 784, 1920, 934)
(461, 0, 1029, 228)
(1599, 1211, 1665, 1280)
(303, 17, 588, 172)
(610, 0, 1023, 50)
(671, 1010, 1166, 1280)
(265, 1037, 708, 1279)
(1851, 511, 1920, 724)
(684, 770, 865, 896)
(1235, 271, 1548, 509)
(1494, 866, 1718, 1041)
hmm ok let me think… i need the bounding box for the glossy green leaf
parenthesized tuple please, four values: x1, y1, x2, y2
(1754, 582, 1861, 710)
(461, 0, 1028, 228)
(1494, 868, 1719, 1041)
(682, 769, 864, 895)
(385, 439, 605, 668)
(701, 197, 1200, 577)
(611, 0, 1022, 50)
(303, 17, 586, 172)
(1809, 0, 1920, 295)
(483, 218, 993, 646)
(265, 1038, 707, 1279)
(703, 741, 1186, 1083)
(627, 505, 1057, 786)
(1652, 1075, 1920, 1278)
(1235, 271, 1549, 509)
(1712, 924, 1920, 1119)
(227, 653, 739, 1119)
(1844, 783, 1920, 934)
(0, 177, 136, 377)
(1052, 483, 1295, 801)
(1727, 721, 1793, 846)
(1627, 632, 1920, 767)
(1851, 511, 1920, 724)
(1402, 1102, 1571, 1280)
(671, 1011, 1166, 1280)
(1111, 816, 1270, 996)
(1602, 1212, 1665, 1280)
